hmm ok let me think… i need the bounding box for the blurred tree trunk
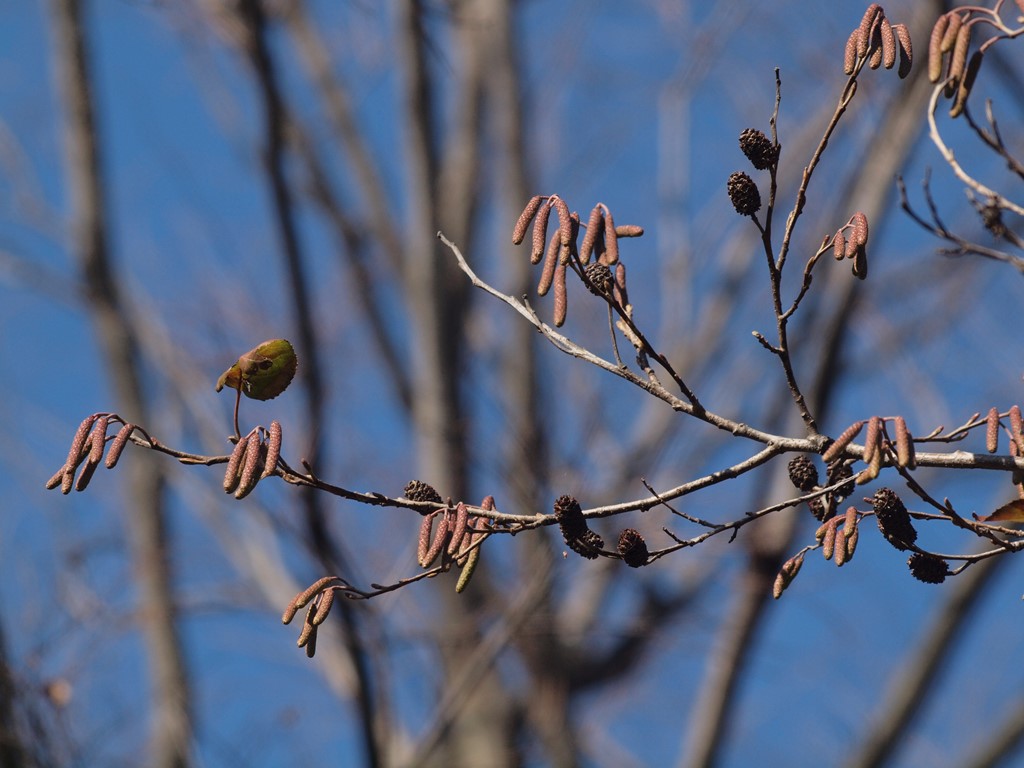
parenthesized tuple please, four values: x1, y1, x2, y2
(49, 1, 192, 766)
(397, 1, 521, 765)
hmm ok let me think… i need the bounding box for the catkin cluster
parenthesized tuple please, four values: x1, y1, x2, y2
(842, 4, 913, 79)
(406, 482, 493, 593)
(221, 421, 284, 500)
(45, 412, 143, 494)
(831, 212, 871, 280)
(927, 9, 981, 117)
(512, 195, 642, 327)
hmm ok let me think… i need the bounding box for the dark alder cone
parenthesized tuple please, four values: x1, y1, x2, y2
(554, 494, 587, 538)
(568, 529, 604, 560)
(871, 487, 917, 551)
(738, 128, 776, 170)
(787, 455, 819, 492)
(727, 172, 761, 216)
(404, 480, 443, 506)
(907, 553, 948, 584)
(808, 496, 829, 522)
(584, 262, 614, 296)
(826, 459, 855, 502)
(555, 495, 604, 559)
(617, 528, 649, 568)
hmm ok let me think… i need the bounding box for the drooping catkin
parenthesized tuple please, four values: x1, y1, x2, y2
(530, 200, 552, 265)
(822, 420, 865, 463)
(553, 263, 568, 327)
(950, 50, 983, 118)
(447, 502, 470, 556)
(844, 29, 858, 75)
(946, 22, 972, 96)
(512, 195, 542, 245)
(553, 196, 572, 247)
(880, 17, 896, 69)
(601, 208, 619, 265)
(312, 588, 335, 626)
(234, 432, 264, 499)
(417, 511, 437, 567)
(421, 513, 450, 568)
(74, 416, 110, 491)
(87, 415, 109, 467)
(261, 420, 282, 480)
(833, 230, 846, 260)
(1011, 405, 1023, 453)
(64, 415, 98, 478)
(893, 23, 912, 79)
(773, 553, 804, 599)
(834, 528, 848, 566)
(823, 518, 837, 560)
(537, 230, 560, 296)
(857, 4, 882, 59)
(45, 469, 64, 491)
(455, 542, 481, 593)
(986, 407, 1000, 453)
(852, 245, 868, 280)
(223, 436, 248, 494)
(282, 576, 338, 624)
(105, 422, 134, 469)
(579, 206, 603, 265)
(852, 212, 869, 247)
(940, 12, 963, 54)
(868, 44, 883, 70)
(928, 14, 950, 82)
(894, 416, 915, 469)
(863, 416, 882, 465)
(613, 263, 629, 309)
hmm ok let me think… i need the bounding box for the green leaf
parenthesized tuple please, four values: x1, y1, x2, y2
(216, 339, 297, 401)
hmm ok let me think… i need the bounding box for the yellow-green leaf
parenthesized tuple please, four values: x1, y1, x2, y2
(216, 339, 297, 401)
